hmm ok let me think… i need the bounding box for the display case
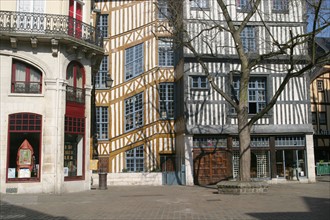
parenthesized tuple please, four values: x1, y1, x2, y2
(64, 143, 77, 176)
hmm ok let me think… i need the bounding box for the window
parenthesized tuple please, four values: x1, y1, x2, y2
(319, 112, 326, 125)
(126, 145, 144, 172)
(96, 56, 108, 89)
(191, 76, 208, 89)
(66, 61, 85, 103)
(69, 0, 83, 38)
(312, 112, 317, 124)
(125, 93, 144, 131)
(193, 137, 227, 148)
(237, 0, 252, 11)
(64, 134, 84, 178)
(125, 44, 144, 80)
(275, 136, 305, 147)
(241, 26, 256, 52)
(96, 107, 108, 140)
(272, 0, 288, 12)
(317, 80, 324, 91)
(7, 113, 42, 181)
(233, 77, 267, 114)
(190, 0, 209, 9)
(159, 83, 175, 119)
(159, 38, 174, 67)
(158, 0, 171, 19)
(11, 60, 42, 94)
(98, 14, 108, 38)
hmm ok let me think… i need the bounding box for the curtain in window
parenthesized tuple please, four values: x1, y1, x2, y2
(15, 63, 26, 81)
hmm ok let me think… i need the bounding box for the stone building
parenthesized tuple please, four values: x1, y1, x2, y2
(0, 0, 103, 193)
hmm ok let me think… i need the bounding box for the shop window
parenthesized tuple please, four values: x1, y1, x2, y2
(276, 149, 306, 179)
(66, 61, 85, 103)
(159, 83, 175, 119)
(125, 43, 144, 81)
(64, 115, 85, 180)
(7, 113, 42, 182)
(11, 60, 42, 94)
(126, 146, 144, 172)
(124, 93, 144, 132)
(232, 76, 266, 114)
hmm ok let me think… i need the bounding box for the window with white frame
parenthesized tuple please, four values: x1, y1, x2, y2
(190, 0, 209, 9)
(126, 145, 144, 172)
(98, 14, 108, 38)
(158, 0, 171, 19)
(240, 26, 256, 52)
(237, 0, 252, 11)
(96, 107, 108, 140)
(317, 80, 324, 91)
(191, 76, 208, 89)
(159, 83, 175, 119)
(159, 38, 174, 67)
(96, 56, 108, 89)
(272, 0, 289, 12)
(275, 136, 305, 147)
(233, 77, 267, 114)
(125, 44, 144, 80)
(125, 93, 144, 131)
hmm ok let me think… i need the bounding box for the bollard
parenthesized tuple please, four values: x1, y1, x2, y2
(98, 172, 108, 190)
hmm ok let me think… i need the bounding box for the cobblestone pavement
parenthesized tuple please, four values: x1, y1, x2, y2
(1, 176, 329, 220)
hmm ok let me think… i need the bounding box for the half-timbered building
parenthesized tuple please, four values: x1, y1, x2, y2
(175, 0, 316, 185)
(93, 0, 176, 184)
(310, 38, 330, 171)
(0, 0, 103, 193)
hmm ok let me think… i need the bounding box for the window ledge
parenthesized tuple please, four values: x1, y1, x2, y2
(8, 93, 44, 98)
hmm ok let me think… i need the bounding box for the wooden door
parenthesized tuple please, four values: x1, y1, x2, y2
(193, 148, 231, 185)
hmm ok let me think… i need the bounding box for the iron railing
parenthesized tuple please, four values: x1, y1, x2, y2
(12, 81, 42, 93)
(66, 85, 85, 104)
(0, 10, 103, 47)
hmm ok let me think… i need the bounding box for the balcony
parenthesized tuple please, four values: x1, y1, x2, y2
(0, 10, 103, 48)
(66, 86, 85, 104)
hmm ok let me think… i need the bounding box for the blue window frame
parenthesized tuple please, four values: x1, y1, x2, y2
(191, 0, 209, 9)
(126, 145, 144, 172)
(272, 0, 288, 12)
(159, 38, 174, 67)
(98, 14, 108, 37)
(125, 93, 143, 131)
(159, 83, 175, 119)
(233, 77, 266, 114)
(96, 56, 108, 89)
(240, 26, 256, 52)
(96, 107, 108, 140)
(125, 44, 144, 80)
(191, 76, 208, 89)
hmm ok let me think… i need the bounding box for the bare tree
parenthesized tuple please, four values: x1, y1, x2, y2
(158, 0, 330, 181)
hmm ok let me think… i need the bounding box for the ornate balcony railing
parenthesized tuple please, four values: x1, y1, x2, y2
(66, 86, 85, 104)
(0, 10, 103, 48)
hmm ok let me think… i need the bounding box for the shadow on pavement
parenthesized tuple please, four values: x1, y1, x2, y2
(247, 196, 330, 220)
(0, 201, 67, 220)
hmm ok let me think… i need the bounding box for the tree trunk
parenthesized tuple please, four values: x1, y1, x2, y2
(238, 118, 251, 182)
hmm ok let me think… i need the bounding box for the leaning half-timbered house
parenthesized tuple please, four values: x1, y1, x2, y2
(310, 38, 330, 174)
(93, 0, 176, 184)
(175, 0, 316, 185)
(0, 0, 103, 193)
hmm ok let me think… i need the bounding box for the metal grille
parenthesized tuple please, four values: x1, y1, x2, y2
(255, 151, 269, 178)
(232, 151, 240, 179)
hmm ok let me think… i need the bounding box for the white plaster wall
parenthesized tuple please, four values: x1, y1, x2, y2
(91, 173, 162, 186)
